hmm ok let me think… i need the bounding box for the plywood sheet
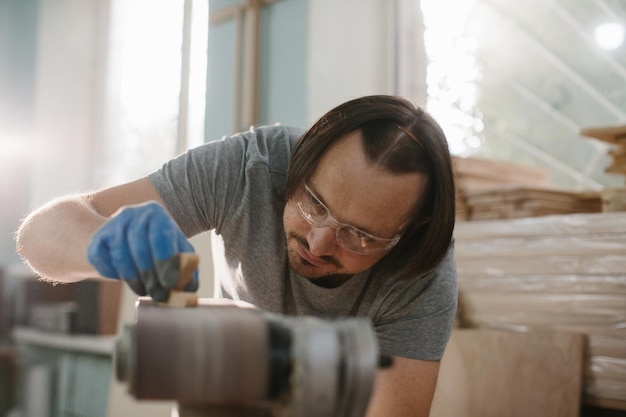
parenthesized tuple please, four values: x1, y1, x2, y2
(430, 329, 585, 417)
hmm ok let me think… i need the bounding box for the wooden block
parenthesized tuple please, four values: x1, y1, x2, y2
(160, 253, 200, 308)
(430, 329, 585, 417)
(172, 253, 200, 291)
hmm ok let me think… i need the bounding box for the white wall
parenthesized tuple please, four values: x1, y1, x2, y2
(307, 0, 396, 121)
(29, 0, 108, 206)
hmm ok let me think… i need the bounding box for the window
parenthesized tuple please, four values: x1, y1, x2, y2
(94, 0, 208, 187)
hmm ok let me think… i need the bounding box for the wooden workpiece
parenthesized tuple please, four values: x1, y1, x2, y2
(162, 253, 200, 308)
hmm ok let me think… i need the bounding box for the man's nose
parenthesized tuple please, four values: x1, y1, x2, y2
(307, 225, 338, 256)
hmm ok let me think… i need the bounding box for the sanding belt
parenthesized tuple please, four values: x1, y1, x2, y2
(131, 253, 272, 409)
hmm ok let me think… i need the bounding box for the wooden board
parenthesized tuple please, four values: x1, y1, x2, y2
(580, 125, 626, 144)
(430, 329, 585, 417)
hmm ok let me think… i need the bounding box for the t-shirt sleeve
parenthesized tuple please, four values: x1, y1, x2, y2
(147, 135, 244, 236)
(147, 125, 296, 237)
(374, 244, 458, 361)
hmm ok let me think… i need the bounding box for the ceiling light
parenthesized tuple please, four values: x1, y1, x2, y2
(594, 23, 625, 50)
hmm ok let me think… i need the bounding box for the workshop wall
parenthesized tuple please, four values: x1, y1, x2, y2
(0, 0, 39, 268)
(307, 0, 396, 122)
(1, 0, 107, 269)
(205, 0, 397, 140)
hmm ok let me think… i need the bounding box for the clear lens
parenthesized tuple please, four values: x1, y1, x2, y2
(336, 227, 395, 253)
(295, 185, 401, 254)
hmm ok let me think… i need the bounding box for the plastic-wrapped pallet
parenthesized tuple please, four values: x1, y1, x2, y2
(454, 212, 626, 410)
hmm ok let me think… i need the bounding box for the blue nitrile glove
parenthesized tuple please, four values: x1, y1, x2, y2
(87, 201, 199, 302)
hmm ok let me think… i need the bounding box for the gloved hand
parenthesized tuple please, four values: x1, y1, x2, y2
(87, 201, 199, 302)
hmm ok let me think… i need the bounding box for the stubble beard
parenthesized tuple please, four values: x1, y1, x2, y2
(286, 232, 341, 279)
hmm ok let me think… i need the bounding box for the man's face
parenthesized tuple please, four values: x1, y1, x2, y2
(283, 130, 427, 281)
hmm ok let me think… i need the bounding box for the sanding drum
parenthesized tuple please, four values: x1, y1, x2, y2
(115, 299, 381, 417)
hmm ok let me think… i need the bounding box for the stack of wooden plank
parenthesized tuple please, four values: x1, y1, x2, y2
(463, 185, 602, 220)
(453, 156, 602, 220)
(454, 156, 550, 221)
(581, 125, 626, 177)
(454, 212, 626, 411)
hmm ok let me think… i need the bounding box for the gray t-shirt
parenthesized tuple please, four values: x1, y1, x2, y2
(148, 125, 458, 360)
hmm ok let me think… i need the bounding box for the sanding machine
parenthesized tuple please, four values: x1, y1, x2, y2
(115, 298, 387, 417)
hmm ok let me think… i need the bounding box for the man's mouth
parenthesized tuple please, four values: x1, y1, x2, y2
(287, 232, 341, 269)
(297, 244, 330, 267)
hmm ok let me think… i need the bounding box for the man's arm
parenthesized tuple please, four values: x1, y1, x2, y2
(15, 177, 163, 282)
(366, 356, 440, 417)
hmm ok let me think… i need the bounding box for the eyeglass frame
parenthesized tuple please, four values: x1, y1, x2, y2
(294, 183, 404, 254)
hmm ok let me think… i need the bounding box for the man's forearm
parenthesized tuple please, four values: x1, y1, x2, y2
(15, 195, 107, 282)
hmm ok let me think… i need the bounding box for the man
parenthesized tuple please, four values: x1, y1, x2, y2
(16, 95, 457, 417)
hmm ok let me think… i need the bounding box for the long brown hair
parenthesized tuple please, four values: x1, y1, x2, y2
(286, 95, 455, 277)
